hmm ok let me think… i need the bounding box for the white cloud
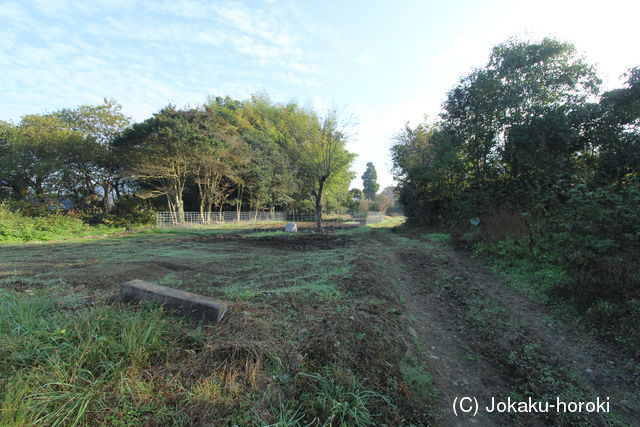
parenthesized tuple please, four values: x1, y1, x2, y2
(0, 1, 31, 22)
(214, 2, 255, 34)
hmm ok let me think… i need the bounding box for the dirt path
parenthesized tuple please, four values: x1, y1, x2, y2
(374, 231, 640, 426)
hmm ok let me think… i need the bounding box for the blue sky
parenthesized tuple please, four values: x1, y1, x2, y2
(2, 0, 639, 189)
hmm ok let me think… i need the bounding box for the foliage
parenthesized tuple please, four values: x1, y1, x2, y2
(391, 122, 464, 224)
(284, 108, 356, 229)
(347, 188, 365, 211)
(391, 37, 639, 310)
(1, 95, 356, 230)
(0, 205, 119, 242)
(57, 98, 131, 212)
(0, 100, 130, 214)
(361, 162, 379, 201)
(377, 186, 398, 214)
(533, 182, 640, 299)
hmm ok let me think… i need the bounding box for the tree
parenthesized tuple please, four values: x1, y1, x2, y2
(593, 67, 640, 184)
(2, 93, 358, 222)
(56, 99, 131, 212)
(237, 99, 297, 215)
(288, 108, 355, 230)
(392, 121, 464, 223)
(189, 111, 249, 220)
(116, 106, 201, 222)
(0, 114, 86, 204)
(440, 37, 600, 212)
(362, 162, 379, 200)
(348, 188, 364, 211)
(376, 186, 397, 214)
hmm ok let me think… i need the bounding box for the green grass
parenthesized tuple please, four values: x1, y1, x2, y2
(472, 237, 640, 353)
(0, 287, 196, 425)
(424, 232, 451, 243)
(0, 220, 436, 425)
(0, 209, 123, 243)
(299, 370, 394, 426)
(473, 238, 566, 304)
(400, 361, 434, 401)
(0, 228, 358, 301)
(366, 215, 405, 228)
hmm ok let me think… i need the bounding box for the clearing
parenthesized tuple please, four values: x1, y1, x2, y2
(0, 220, 638, 425)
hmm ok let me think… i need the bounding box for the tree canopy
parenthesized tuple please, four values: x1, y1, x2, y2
(361, 162, 379, 200)
(1, 96, 356, 228)
(392, 37, 640, 299)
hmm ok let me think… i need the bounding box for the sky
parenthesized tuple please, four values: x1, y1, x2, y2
(1, 0, 639, 189)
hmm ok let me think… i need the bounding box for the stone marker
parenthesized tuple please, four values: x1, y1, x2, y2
(120, 279, 227, 322)
(285, 222, 298, 232)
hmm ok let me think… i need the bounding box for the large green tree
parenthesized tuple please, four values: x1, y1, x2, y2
(56, 99, 131, 211)
(2, 94, 357, 224)
(0, 114, 87, 204)
(286, 108, 355, 230)
(116, 106, 204, 221)
(592, 67, 640, 184)
(441, 38, 600, 211)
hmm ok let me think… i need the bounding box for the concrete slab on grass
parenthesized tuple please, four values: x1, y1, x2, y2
(120, 279, 227, 322)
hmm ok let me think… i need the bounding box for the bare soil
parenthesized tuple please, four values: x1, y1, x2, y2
(375, 230, 640, 426)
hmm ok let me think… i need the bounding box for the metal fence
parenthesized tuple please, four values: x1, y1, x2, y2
(156, 211, 384, 228)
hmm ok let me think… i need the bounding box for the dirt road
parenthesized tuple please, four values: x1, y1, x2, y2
(371, 229, 640, 426)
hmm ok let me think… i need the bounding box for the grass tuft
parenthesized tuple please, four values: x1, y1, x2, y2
(0, 288, 180, 425)
(299, 371, 394, 426)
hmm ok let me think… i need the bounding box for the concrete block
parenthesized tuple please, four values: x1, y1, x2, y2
(285, 222, 298, 232)
(120, 279, 227, 322)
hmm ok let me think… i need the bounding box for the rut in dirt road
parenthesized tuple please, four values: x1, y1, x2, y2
(374, 231, 640, 426)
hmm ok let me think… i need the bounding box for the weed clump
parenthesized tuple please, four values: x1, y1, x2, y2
(299, 370, 394, 426)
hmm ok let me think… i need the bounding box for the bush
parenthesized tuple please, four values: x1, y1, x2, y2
(78, 196, 155, 227)
(535, 183, 640, 300)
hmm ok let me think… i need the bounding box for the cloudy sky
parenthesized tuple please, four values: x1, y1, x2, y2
(1, 0, 639, 188)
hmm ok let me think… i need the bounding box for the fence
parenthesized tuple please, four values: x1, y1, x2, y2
(156, 211, 384, 228)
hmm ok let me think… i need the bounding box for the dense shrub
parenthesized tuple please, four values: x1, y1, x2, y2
(535, 183, 640, 299)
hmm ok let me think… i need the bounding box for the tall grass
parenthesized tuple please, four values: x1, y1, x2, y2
(0, 289, 171, 425)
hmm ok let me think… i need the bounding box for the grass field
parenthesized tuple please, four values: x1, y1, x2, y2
(1, 216, 638, 425)
(0, 217, 436, 425)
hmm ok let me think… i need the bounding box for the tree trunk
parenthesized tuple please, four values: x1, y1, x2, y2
(175, 194, 185, 223)
(236, 186, 244, 221)
(166, 194, 176, 225)
(199, 200, 206, 223)
(102, 181, 111, 213)
(315, 176, 327, 232)
(113, 178, 122, 202)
